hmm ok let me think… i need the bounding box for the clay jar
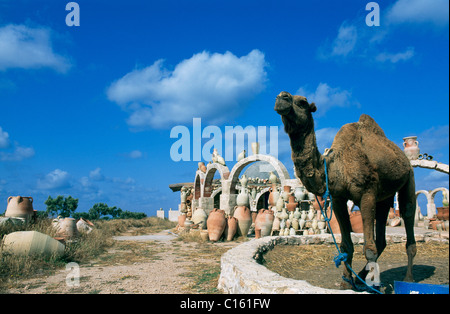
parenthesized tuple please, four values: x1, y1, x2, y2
(282, 185, 291, 202)
(57, 218, 79, 239)
(255, 209, 274, 237)
(206, 208, 226, 242)
(5, 196, 35, 222)
(436, 207, 449, 221)
(349, 210, 363, 233)
(233, 206, 252, 237)
(192, 207, 207, 229)
(225, 216, 238, 241)
(286, 194, 298, 212)
(403, 136, 420, 160)
(178, 214, 186, 227)
(268, 184, 279, 207)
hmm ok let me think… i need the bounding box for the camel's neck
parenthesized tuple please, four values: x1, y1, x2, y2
(290, 126, 326, 195)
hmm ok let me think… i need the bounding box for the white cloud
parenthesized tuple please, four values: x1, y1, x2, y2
(89, 167, 105, 181)
(296, 83, 357, 115)
(128, 150, 143, 159)
(331, 24, 358, 57)
(387, 0, 449, 27)
(107, 49, 267, 129)
(36, 169, 71, 190)
(0, 126, 10, 148)
(0, 24, 71, 72)
(0, 144, 35, 161)
(376, 47, 415, 63)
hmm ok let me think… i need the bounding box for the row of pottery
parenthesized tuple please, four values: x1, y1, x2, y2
(1, 231, 65, 257)
(4, 196, 36, 223)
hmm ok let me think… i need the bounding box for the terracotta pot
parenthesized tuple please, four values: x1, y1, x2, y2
(431, 220, 444, 231)
(388, 207, 396, 219)
(436, 206, 449, 221)
(350, 210, 363, 233)
(178, 214, 186, 227)
(268, 184, 279, 207)
(5, 196, 35, 222)
(286, 195, 298, 212)
(206, 208, 226, 242)
(76, 218, 94, 234)
(225, 216, 238, 241)
(233, 205, 252, 237)
(255, 209, 274, 237)
(272, 216, 280, 231)
(57, 218, 79, 239)
(327, 208, 341, 234)
(312, 196, 325, 211)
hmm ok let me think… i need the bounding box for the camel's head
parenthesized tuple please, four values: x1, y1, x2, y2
(275, 91, 316, 134)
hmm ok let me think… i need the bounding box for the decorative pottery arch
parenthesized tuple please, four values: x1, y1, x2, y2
(203, 163, 230, 197)
(250, 186, 271, 212)
(415, 187, 449, 219)
(228, 154, 291, 194)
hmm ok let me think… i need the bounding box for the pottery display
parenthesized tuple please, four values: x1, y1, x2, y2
(206, 208, 226, 242)
(403, 136, 420, 160)
(254, 209, 274, 237)
(2, 231, 65, 257)
(192, 207, 208, 229)
(233, 206, 252, 237)
(225, 216, 238, 241)
(5, 196, 35, 222)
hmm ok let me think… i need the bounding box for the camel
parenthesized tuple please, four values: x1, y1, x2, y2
(275, 91, 417, 290)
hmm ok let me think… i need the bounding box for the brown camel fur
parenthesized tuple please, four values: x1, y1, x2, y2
(275, 91, 417, 290)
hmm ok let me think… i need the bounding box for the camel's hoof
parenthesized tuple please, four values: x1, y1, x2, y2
(403, 275, 414, 282)
(340, 278, 354, 290)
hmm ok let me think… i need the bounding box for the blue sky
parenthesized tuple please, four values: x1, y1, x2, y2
(0, 0, 448, 216)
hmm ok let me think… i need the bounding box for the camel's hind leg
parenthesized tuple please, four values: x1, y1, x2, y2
(398, 170, 417, 282)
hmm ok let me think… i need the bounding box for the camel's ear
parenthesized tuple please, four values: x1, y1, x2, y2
(309, 102, 317, 113)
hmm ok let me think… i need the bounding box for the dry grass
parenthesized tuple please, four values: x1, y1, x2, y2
(0, 216, 176, 292)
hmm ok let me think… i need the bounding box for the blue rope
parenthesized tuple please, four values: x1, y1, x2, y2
(316, 158, 382, 294)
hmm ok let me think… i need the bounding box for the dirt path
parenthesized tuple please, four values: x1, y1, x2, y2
(7, 230, 240, 294)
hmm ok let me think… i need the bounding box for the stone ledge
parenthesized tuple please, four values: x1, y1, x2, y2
(217, 232, 448, 294)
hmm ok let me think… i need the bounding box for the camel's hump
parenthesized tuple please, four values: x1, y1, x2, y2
(358, 114, 386, 137)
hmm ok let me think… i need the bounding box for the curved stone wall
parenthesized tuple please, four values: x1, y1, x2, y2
(217, 232, 448, 294)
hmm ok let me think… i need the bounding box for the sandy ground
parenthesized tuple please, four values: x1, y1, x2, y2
(6, 230, 239, 294)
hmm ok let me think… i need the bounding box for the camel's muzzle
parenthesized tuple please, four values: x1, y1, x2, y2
(274, 93, 292, 116)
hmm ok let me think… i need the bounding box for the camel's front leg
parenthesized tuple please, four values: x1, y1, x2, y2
(359, 191, 379, 288)
(332, 197, 353, 289)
